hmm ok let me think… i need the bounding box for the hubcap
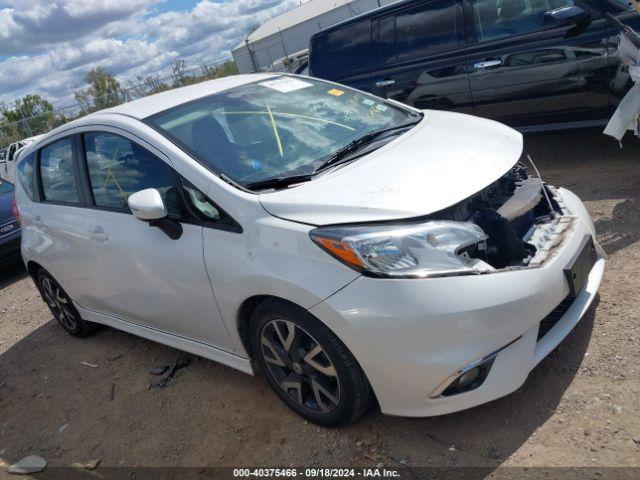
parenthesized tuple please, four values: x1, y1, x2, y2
(260, 319, 340, 414)
(41, 277, 77, 331)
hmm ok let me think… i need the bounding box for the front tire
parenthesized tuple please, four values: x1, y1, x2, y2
(250, 300, 371, 427)
(37, 269, 97, 338)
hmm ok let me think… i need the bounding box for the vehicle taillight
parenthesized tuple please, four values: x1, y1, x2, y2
(12, 194, 20, 223)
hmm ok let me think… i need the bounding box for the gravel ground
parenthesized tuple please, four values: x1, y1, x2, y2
(0, 130, 638, 473)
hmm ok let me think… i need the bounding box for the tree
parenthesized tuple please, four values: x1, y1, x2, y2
(74, 67, 123, 114)
(170, 57, 190, 87)
(1, 94, 54, 138)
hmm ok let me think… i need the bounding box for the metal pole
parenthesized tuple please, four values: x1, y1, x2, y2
(245, 38, 259, 73)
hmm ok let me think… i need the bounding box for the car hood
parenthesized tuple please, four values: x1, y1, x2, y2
(259, 110, 523, 225)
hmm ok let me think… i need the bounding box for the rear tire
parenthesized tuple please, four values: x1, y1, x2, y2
(250, 299, 371, 427)
(37, 269, 97, 338)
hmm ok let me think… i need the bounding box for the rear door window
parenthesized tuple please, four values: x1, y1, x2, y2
(376, 0, 458, 64)
(39, 138, 80, 204)
(311, 21, 372, 77)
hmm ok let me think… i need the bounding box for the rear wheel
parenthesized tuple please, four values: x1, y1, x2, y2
(37, 269, 97, 338)
(250, 300, 371, 427)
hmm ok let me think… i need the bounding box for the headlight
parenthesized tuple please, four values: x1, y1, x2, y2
(310, 221, 489, 278)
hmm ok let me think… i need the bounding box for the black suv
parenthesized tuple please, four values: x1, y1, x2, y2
(309, 0, 637, 132)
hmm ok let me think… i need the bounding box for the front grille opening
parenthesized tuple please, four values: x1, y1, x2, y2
(537, 295, 574, 341)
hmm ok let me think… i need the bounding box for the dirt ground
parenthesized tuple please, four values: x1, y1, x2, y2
(0, 130, 639, 474)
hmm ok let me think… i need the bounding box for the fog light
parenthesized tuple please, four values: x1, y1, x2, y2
(441, 359, 493, 397)
(429, 336, 521, 399)
(458, 366, 480, 388)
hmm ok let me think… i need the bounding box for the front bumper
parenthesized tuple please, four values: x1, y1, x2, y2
(309, 188, 604, 417)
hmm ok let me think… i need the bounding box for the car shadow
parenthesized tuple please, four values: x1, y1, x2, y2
(0, 260, 27, 290)
(0, 297, 597, 470)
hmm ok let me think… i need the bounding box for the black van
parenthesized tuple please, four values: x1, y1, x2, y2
(309, 0, 637, 132)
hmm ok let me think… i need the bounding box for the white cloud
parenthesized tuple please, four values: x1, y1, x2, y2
(0, 0, 300, 108)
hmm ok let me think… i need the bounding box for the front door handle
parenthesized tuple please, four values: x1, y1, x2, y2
(375, 79, 396, 87)
(474, 59, 502, 70)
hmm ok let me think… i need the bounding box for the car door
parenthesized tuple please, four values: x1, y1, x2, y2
(32, 136, 91, 300)
(369, 0, 473, 113)
(78, 128, 234, 351)
(465, 0, 610, 129)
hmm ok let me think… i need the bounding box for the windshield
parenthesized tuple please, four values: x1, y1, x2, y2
(0, 180, 14, 194)
(147, 76, 419, 187)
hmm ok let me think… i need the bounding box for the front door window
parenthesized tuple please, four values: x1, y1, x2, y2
(472, 0, 575, 42)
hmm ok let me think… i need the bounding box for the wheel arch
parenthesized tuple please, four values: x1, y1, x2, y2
(236, 295, 307, 359)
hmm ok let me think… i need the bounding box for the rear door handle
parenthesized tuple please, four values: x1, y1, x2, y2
(474, 59, 502, 70)
(375, 79, 396, 87)
(89, 226, 109, 243)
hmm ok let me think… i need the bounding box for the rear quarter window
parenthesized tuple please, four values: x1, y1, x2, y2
(17, 152, 36, 201)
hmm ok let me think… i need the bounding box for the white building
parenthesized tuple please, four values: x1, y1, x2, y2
(232, 0, 395, 74)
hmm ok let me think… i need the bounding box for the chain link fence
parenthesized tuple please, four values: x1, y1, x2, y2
(0, 57, 235, 150)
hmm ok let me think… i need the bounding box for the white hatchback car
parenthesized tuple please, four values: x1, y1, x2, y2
(14, 74, 604, 426)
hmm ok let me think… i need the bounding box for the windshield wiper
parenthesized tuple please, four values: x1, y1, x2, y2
(243, 174, 314, 191)
(314, 121, 421, 174)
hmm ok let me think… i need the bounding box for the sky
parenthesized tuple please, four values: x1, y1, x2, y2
(0, 0, 301, 109)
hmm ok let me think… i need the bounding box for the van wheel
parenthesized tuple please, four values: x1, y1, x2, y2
(37, 270, 97, 338)
(250, 300, 371, 427)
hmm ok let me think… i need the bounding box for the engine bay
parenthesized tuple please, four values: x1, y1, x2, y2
(440, 162, 570, 271)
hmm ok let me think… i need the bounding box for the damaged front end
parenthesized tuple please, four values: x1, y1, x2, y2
(439, 161, 574, 273)
(309, 160, 576, 278)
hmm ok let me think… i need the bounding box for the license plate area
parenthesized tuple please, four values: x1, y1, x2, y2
(564, 236, 597, 297)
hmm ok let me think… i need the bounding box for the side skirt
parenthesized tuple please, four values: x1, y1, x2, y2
(76, 304, 255, 375)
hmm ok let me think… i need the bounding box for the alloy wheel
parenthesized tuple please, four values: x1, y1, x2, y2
(41, 276, 78, 331)
(260, 319, 341, 414)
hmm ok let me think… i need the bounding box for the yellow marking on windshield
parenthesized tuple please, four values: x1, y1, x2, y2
(217, 111, 356, 131)
(103, 168, 127, 200)
(265, 102, 284, 158)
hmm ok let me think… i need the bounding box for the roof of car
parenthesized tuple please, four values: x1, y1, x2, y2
(17, 73, 279, 157)
(101, 73, 277, 120)
(310, 0, 412, 37)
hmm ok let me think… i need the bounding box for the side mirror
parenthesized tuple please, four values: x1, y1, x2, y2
(128, 188, 182, 240)
(128, 188, 167, 221)
(543, 5, 591, 29)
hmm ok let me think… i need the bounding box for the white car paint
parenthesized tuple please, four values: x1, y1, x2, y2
(15, 74, 604, 419)
(260, 110, 522, 224)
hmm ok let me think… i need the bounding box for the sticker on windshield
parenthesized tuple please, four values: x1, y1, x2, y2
(374, 104, 388, 112)
(362, 98, 375, 106)
(327, 88, 345, 97)
(260, 78, 313, 93)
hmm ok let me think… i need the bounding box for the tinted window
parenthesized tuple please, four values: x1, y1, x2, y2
(472, 0, 575, 42)
(39, 138, 80, 204)
(83, 132, 183, 218)
(394, 0, 457, 61)
(147, 76, 415, 187)
(375, 0, 457, 64)
(17, 152, 35, 200)
(311, 21, 372, 77)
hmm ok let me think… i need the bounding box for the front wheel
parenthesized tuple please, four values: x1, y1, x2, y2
(250, 300, 371, 427)
(37, 269, 97, 338)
